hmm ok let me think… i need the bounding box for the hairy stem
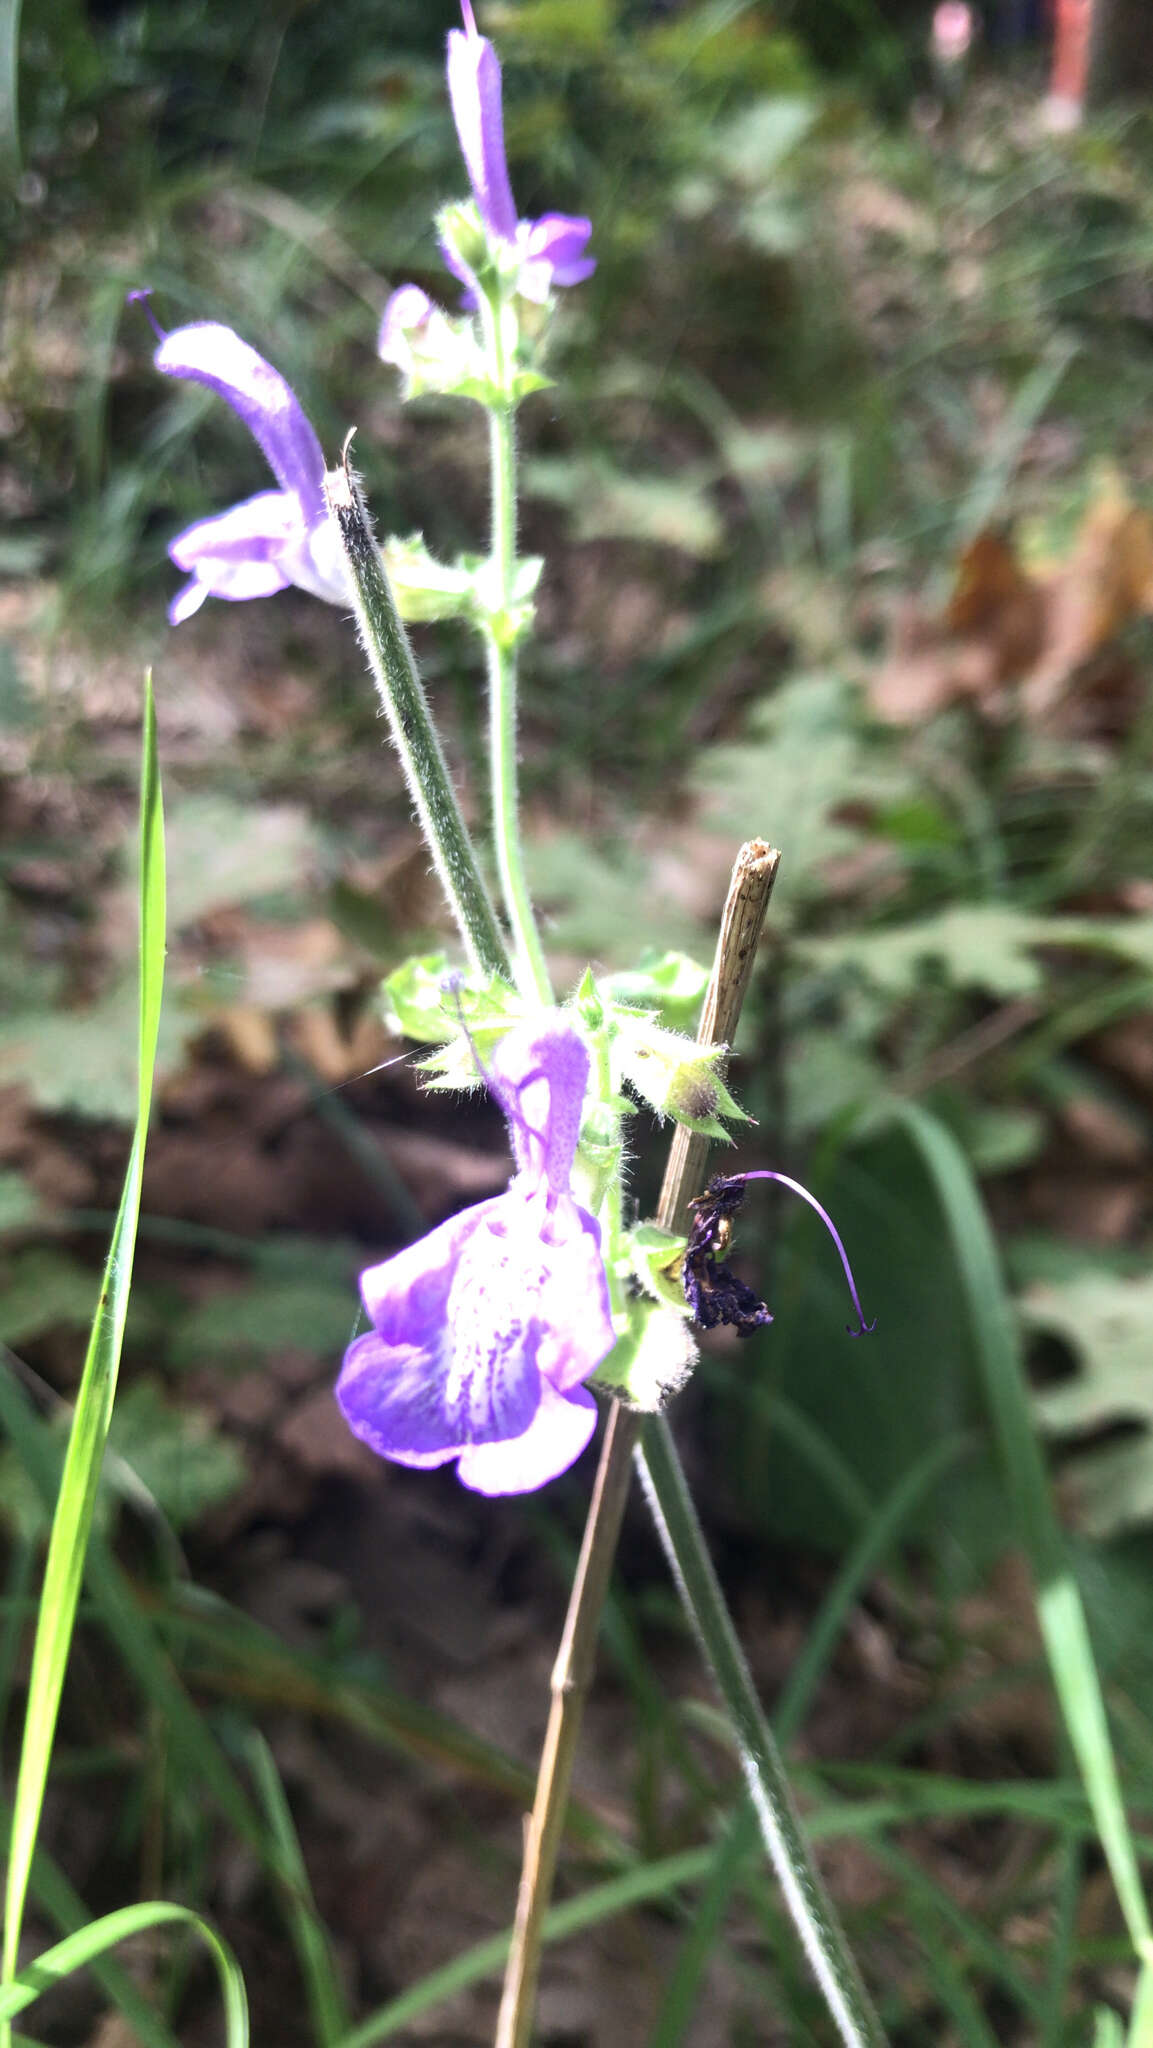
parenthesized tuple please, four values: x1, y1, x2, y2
(635, 1418, 888, 2048)
(324, 451, 510, 981)
(494, 840, 780, 2048)
(481, 298, 552, 1004)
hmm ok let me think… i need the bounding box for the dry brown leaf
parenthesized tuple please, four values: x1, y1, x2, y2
(872, 472, 1153, 727)
(1024, 472, 1153, 714)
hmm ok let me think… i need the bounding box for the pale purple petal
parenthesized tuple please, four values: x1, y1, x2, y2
(457, 1382, 597, 1496)
(447, 14, 518, 244)
(532, 1198, 615, 1392)
(154, 322, 327, 526)
(168, 488, 301, 573)
(490, 1023, 588, 1199)
(378, 284, 434, 366)
(345, 1197, 541, 1454)
(336, 1018, 616, 1494)
(523, 214, 595, 285)
(437, 235, 480, 310)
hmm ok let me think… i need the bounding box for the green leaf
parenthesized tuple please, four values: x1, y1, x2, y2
(168, 1274, 358, 1370)
(0, 1174, 39, 1234)
(599, 950, 711, 1033)
(0, 1251, 97, 1346)
(524, 456, 725, 557)
(1025, 1272, 1153, 1538)
(1, 679, 166, 2011)
(381, 952, 522, 1053)
(106, 1381, 245, 1529)
(693, 676, 867, 918)
(0, 976, 195, 1119)
(805, 904, 1051, 1001)
(158, 793, 320, 930)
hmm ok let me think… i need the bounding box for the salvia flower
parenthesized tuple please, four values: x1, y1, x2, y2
(684, 1171, 876, 1341)
(444, 1, 594, 303)
(377, 0, 594, 349)
(337, 1019, 616, 1496)
(140, 301, 346, 624)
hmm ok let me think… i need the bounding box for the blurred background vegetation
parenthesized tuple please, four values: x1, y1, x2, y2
(6, 0, 1153, 2040)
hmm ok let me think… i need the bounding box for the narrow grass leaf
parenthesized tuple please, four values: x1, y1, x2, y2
(0, 0, 21, 178)
(887, 1103, 1153, 1962)
(0, 1792, 181, 2048)
(337, 1848, 714, 2048)
(650, 1430, 972, 2046)
(1, 680, 166, 2015)
(0, 1902, 247, 2048)
(247, 1732, 350, 2048)
(637, 1415, 888, 2048)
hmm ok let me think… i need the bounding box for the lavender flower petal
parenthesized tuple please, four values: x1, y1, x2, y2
(336, 1019, 616, 1495)
(447, 3, 518, 244)
(517, 215, 596, 302)
(458, 1381, 597, 1496)
(154, 322, 328, 525)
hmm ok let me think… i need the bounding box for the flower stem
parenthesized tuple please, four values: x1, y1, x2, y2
(635, 1417, 887, 2048)
(482, 299, 552, 1004)
(494, 840, 781, 2048)
(323, 450, 510, 982)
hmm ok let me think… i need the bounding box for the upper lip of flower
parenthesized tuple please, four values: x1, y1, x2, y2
(441, 2, 594, 301)
(146, 314, 346, 623)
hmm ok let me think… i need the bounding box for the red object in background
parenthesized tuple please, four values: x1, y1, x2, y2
(1049, 0, 1094, 112)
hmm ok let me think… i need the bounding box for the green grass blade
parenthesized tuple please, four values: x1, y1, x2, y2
(0, 1366, 265, 1854)
(649, 1429, 973, 2046)
(247, 1733, 350, 2047)
(1, 680, 165, 2016)
(0, 1792, 181, 2048)
(647, 1805, 751, 2048)
(951, 340, 1077, 552)
(637, 1415, 889, 2048)
(887, 1102, 1153, 1966)
(775, 1430, 973, 1748)
(0, 1902, 247, 2047)
(0, 0, 21, 181)
(337, 1848, 714, 2048)
(1126, 1963, 1153, 2048)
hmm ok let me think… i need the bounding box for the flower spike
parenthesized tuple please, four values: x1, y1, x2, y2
(684, 1171, 875, 1340)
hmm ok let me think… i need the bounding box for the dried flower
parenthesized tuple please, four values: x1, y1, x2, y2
(337, 1019, 616, 1495)
(684, 1171, 875, 1340)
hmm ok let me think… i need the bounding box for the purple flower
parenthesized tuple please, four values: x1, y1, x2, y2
(441, 0, 594, 304)
(148, 311, 346, 624)
(337, 1019, 615, 1496)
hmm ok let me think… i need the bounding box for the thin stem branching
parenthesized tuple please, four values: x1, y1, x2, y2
(494, 840, 781, 2048)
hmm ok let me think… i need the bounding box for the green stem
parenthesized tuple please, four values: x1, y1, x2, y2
(636, 1414, 889, 2048)
(481, 297, 552, 1005)
(323, 453, 510, 982)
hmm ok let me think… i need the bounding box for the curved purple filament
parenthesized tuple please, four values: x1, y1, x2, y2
(740, 1170, 876, 1338)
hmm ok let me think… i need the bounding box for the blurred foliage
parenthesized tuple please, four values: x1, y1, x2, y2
(7, 1, 1153, 2037)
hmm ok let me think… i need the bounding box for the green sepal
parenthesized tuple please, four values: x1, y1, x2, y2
(575, 965, 604, 1030)
(614, 1015, 752, 1139)
(382, 952, 522, 1060)
(601, 949, 711, 1033)
(382, 535, 478, 623)
(628, 1220, 692, 1316)
(592, 1295, 698, 1413)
